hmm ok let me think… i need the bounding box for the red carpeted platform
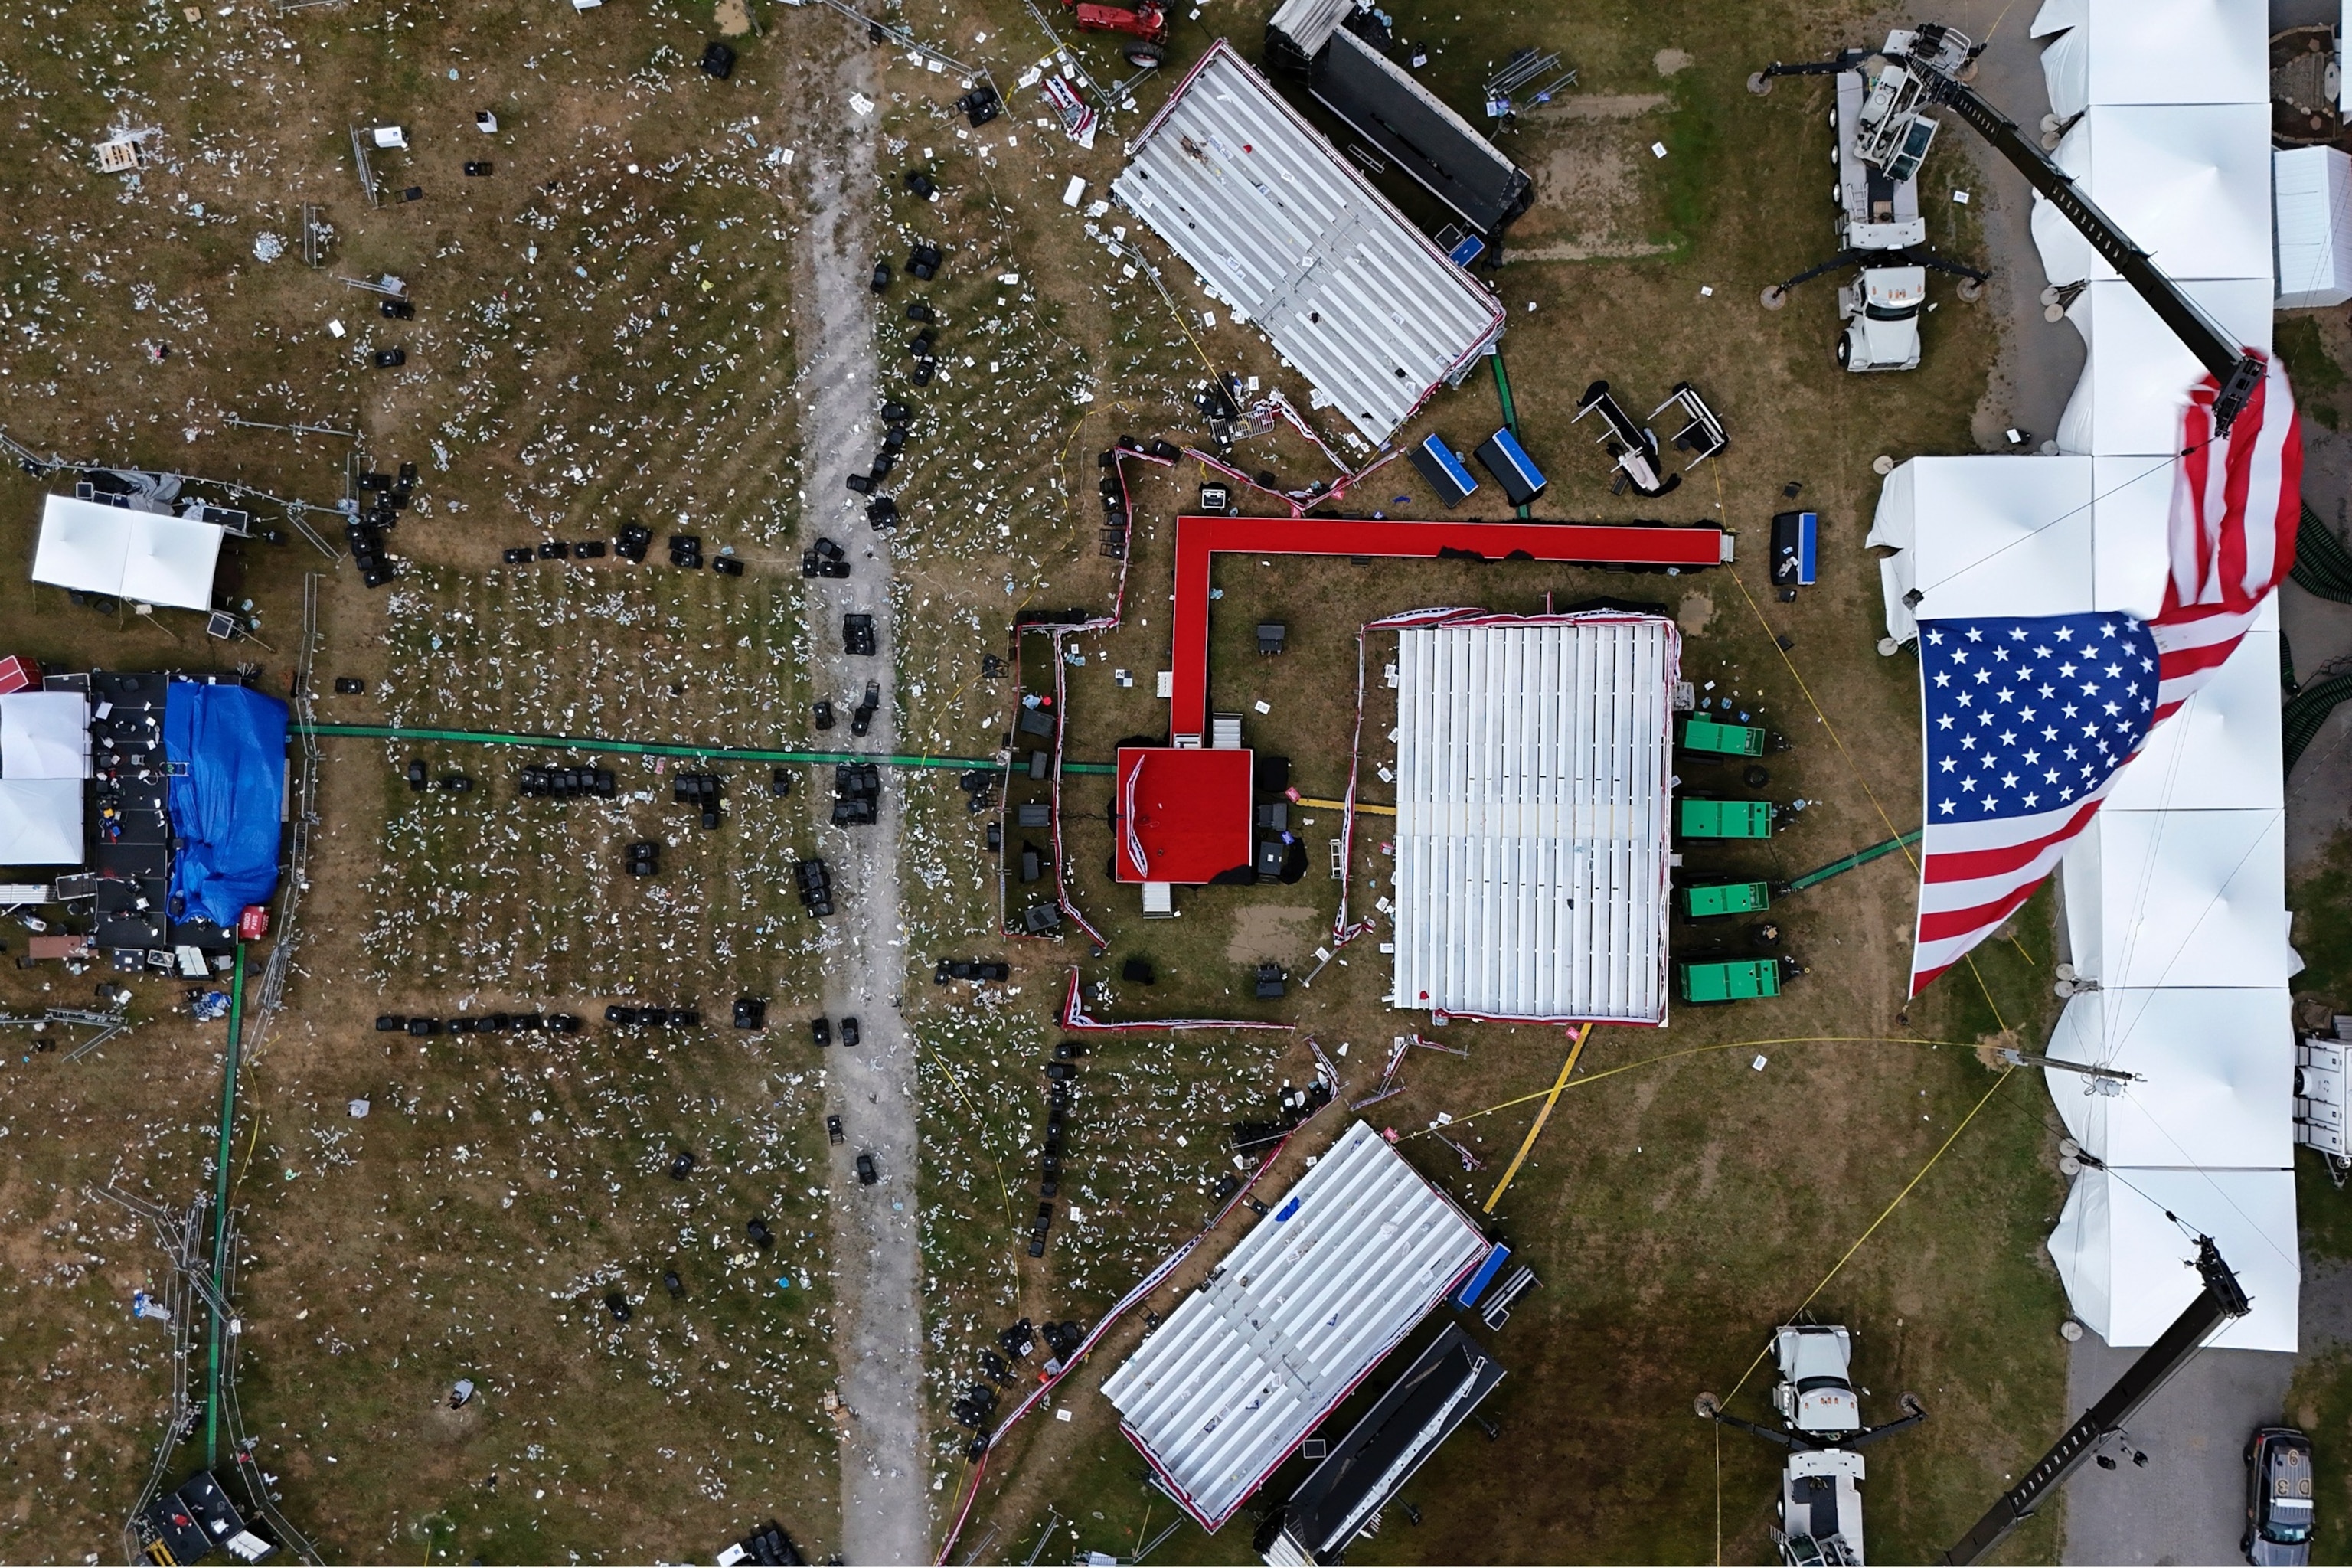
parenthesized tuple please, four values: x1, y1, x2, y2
(1167, 514, 1726, 743)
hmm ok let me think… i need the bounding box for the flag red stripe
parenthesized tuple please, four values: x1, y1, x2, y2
(1918, 797, 2105, 884)
(1916, 877, 2043, 943)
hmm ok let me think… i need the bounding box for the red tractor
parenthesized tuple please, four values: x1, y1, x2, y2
(1062, 0, 1168, 68)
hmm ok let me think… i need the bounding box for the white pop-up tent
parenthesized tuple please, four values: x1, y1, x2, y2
(31, 494, 223, 612)
(2030, 105, 2275, 285)
(2053, 276, 2275, 455)
(2060, 808, 2294, 988)
(2046, 987, 2295, 1168)
(1866, 456, 2093, 642)
(2030, 0, 2269, 115)
(0, 691, 90, 779)
(0, 778, 83, 867)
(2050, 1165, 2298, 1349)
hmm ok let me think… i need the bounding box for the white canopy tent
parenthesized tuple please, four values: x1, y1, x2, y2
(2030, 0, 2268, 115)
(2029, 105, 2275, 285)
(1866, 456, 2093, 642)
(2053, 276, 2275, 455)
(2059, 808, 2293, 988)
(2046, 987, 2295, 1168)
(2106, 631, 2283, 810)
(0, 778, 83, 867)
(2050, 1165, 2298, 1349)
(31, 494, 223, 612)
(0, 691, 90, 779)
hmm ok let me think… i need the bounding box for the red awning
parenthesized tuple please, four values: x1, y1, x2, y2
(1114, 746, 1255, 884)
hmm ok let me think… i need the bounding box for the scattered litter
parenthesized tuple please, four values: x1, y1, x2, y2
(1651, 141, 1668, 158)
(850, 92, 876, 116)
(1952, 188, 1971, 204)
(1753, 1055, 1769, 1071)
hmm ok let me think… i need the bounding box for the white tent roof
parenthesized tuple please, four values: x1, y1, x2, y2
(31, 494, 222, 612)
(1112, 43, 1504, 443)
(2050, 1166, 2298, 1349)
(2106, 630, 2282, 810)
(1866, 457, 2094, 642)
(2045, 988, 2295, 1168)
(0, 692, 90, 779)
(0, 777, 83, 867)
(2031, 0, 2268, 113)
(1099, 1122, 1488, 1529)
(2053, 277, 2275, 456)
(2275, 145, 2352, 310)
(2029, 105, 2274, 285)
(2059, 808, 2292, 988)
(1387, 616, 1673, 1023)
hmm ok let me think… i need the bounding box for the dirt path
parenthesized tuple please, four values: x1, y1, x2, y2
(781, 34, 929, 1566)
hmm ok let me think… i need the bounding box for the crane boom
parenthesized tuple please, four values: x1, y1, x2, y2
(1938, 1235, 2252, 1565)
(1888, 26, 2266, 433)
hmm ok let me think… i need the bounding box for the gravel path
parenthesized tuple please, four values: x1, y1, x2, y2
(782, 36, 929, 1566)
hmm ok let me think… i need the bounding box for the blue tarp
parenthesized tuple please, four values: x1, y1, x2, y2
(163, 681, 287, 928)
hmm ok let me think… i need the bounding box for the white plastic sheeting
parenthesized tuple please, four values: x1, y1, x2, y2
(2050, 1167, 2299, 1350)
(1874, 0, 2297, 1349)
(1112, 42, 1505, 443)
(2275, 145, 2352, 309)
(31, 493, 223, 612)
(1387, 616, 1674, 1023)
(0, 778, 83, 867)
(0, 692, 90, 779)
(1099, 1122, 1489, 1530)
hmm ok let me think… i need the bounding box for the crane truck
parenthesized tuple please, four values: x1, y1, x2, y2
(1697, 1325, 1928, 1566)
(1761, 22, 2267, 432)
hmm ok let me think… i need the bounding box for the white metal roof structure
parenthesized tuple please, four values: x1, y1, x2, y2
(2275, 145, 2352, 310)
(1099, 1121, 1490, 1530)
(1875, 0, 2297, 1350)
(31, 494, 223, 612)
(0, 692, 90, 780)
(1386, 615, 1674, 1023)
(0, 778, 84, 867)
(1112, 41, 1506, 443)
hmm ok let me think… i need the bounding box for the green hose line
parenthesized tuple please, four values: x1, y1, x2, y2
(2293, 502, 2352, 604)
(206, 942, 247, 1472)
(1488, 351, 1533, 521)
(300, 722, 1118, 775)
(2285, 671, 2352, 776)
(1782, 829, 1925, 893)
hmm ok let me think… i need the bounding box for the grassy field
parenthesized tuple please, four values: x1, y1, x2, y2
(0, 0, 873, 1557)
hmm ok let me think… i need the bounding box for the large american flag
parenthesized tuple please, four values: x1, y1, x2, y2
(1909, 355, 2302, 994)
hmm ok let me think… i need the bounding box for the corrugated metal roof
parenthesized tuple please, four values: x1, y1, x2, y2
(1389, 617, 1675, 1022)
(1265, 0, 1357, 60)
(1099, 1121, 1489, 1530)
(1112, 42, 1506, 443)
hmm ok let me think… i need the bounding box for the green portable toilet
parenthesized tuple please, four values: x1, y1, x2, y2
(1679, 959, 1783, 1003)
(1678, 799, 1774, 839)
(1681, 717, 1766, 757)
(1682, 880, 1772, 919)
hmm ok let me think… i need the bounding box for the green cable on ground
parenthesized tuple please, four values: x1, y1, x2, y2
(206, 942, 247, 1472)
(2285, 672, 2352, 776)
(1782, 828, 1924, 893)
(300, 723, 1118, 776)
(2294, 502, 2352, 604)
(1488, 351, 1533, 521)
